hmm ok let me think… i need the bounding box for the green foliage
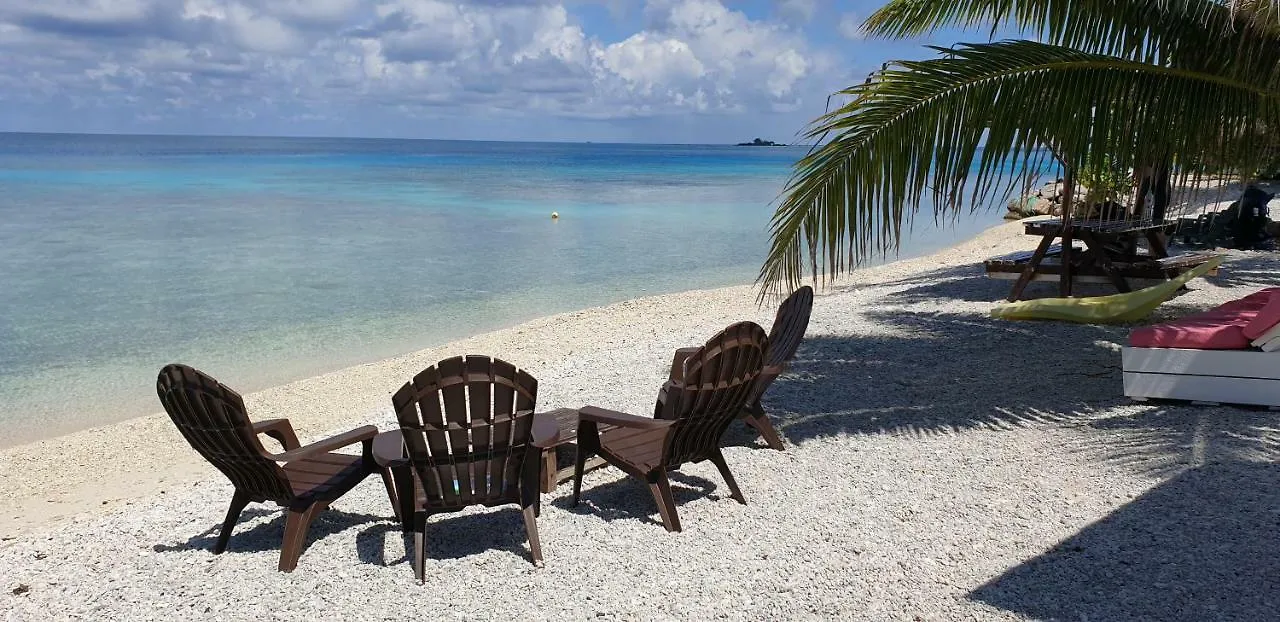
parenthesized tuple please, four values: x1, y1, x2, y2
(759, 0, 1280, 298)
(1076, 153, 1131, 207)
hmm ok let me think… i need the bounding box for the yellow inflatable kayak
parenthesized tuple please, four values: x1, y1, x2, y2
(990, 256, 1223, 324)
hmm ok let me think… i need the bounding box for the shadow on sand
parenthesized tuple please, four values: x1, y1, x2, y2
(970, 460, 1280, 620)
(755, 258, 1280, 619)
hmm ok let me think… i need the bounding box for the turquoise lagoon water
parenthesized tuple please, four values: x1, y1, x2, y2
(0, 133, 1003, 445)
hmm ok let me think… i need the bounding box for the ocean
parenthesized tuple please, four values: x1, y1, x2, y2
(0, 133, 1003, 445)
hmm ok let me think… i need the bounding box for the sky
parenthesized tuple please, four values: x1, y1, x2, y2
(0, 0, 990, 143)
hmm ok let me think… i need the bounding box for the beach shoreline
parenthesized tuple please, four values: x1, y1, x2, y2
(3, 217, 1279, 620)
(0, 219, 1022, 537)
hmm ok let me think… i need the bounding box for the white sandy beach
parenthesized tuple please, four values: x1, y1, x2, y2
(3, 219, 1279, 620)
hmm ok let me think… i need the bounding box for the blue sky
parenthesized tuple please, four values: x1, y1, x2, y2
(0, 0, 994, 143)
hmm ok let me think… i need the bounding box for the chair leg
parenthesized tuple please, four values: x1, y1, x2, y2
(395, 466, 414, 530)
(412, 514, 427, 584)
(744, 404, 785, 451)
(522, 505, 544, 567)
(379, 468, 400, 522)
(213, 491, 250, 554)
(571, 447, 588, 506)
(708, 448, 746, 505)
(647, 471, 682, 533)
(278, 502, 322, 573)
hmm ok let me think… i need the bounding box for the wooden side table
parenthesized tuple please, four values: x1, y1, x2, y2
(538, 408, 610, 493)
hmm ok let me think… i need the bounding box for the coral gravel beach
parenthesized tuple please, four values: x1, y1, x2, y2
(3, 219, 1279, 620)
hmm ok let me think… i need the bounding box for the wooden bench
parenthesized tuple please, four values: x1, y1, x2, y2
(985, 249, 1221, 284)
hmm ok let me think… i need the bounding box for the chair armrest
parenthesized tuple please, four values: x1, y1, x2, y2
(253, 418, 300, 451)
(578, 406, 675, 430)
(530, 411, 561, 449)
(267, 425, 380, 462)
(667, 347, 699, 382)
(762, 363, 786, 377)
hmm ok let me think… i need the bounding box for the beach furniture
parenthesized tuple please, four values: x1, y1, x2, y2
(155, 364, 393, 572)
(572, 321, 767, 532)
(990, 257, 1222, 324)
(1123, 286, 1280, 407)
(986, 217, 1220, 300)
(386, 356, 558, 583)
(532, 407, 608, 492)
(668, 285, 813, 451)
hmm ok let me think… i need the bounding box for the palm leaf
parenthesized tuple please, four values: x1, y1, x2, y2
(863, 0, 1280, 81)
(757, 39, 1280, 298)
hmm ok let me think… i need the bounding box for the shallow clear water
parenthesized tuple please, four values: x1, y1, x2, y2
(0, 133, 1004, 445)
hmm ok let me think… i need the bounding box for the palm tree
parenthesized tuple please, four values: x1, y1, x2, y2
(758, 0, 1280, 297)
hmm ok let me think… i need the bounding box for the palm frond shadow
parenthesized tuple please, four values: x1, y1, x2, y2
(759, 297, 1280, 619)
(764, 303, 1279, 477)
(763, 311, 1126, 440)
(1192, 251, 1280, 289)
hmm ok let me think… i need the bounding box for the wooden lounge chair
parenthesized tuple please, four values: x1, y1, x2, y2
(156, 364, 393, 572)
(572, 321, 768, 532)
(391, 355, 559, 583)
(669, 285, 813, 451)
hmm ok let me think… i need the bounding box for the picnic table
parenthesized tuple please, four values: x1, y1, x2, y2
(997, 218, 1181, 301)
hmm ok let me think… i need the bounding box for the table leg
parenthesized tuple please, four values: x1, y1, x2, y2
(1080, 231, 1131, 293)
(1145, 229, 1170, 258)
(541, 449, 557, 493)
(1008, 234, 1056, 302)
(1060, 228, 1075, 297)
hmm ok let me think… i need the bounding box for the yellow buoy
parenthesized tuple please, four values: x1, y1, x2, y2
(551, 211, 559, 220)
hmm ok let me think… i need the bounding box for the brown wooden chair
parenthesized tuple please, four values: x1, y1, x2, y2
(391, 355, 559, 583)
(572, 321, 767, 532)
(156, 364, 395, 572)
(669, 285, 813, 451)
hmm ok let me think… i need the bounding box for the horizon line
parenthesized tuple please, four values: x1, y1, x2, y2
(0, 129, 807, 148)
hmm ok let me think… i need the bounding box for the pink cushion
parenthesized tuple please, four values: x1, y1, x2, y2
(1243, 290, 1280, 340)
(1130, 288, 1280, 350)
(1130, 319, 1252, 349)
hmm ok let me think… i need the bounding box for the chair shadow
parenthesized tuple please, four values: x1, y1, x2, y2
(354, 475, 726, 572)
(969, 460, 1280, 621)
(154, 506, 390, 557)
(550, 468, 719, 527)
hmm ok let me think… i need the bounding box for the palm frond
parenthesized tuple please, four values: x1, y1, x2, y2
(863, 0, 1280, 80)
(757, 39, 1280, 298)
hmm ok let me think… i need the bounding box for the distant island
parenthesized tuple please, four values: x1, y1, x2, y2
(736, 138, 787, 146)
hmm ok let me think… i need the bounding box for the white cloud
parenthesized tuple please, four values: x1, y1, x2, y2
(837, 12, 862, 40)
(601, 34, 704, 95)
(0, 0, 834, 135)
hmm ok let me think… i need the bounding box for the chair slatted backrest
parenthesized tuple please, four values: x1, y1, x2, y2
(156, 364, 293, 502)
(392, 355, 538, 510)
(766, 285, 814, 368)
(657, 322, 767, 466)
(748, 286, 814, 404)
